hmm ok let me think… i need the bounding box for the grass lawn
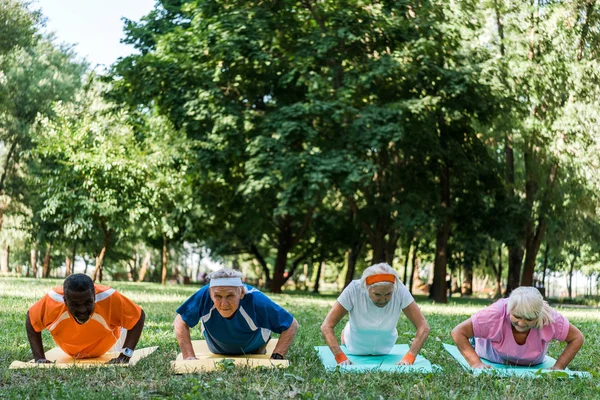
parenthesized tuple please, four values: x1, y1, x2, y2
(1, 278, 599, 399)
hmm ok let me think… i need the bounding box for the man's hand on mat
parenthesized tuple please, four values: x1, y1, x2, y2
(472, 362, 492, 369)
(184, 356, 198, 361)
(550, 365, 565, 371)
(35, 358, 53, 364)
(106, 355, 130, 364)
(339, 359, 353, 365)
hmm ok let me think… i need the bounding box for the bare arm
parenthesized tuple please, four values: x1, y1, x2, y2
(451, 318, 491, 369)
(174, 314, 197, 360)
(107, 309, 146, 364)
(25, 311, 50, 363)
(272, 318, 299, 358)
(320, 301, 352, 365)
(551, 323, 584, 370)
(399, 301, 430, 364)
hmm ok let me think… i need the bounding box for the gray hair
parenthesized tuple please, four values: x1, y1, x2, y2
(360, 263, 399, 289)
(208, 268, 247, 294)
(208, 268, 245, 280)
(507, 286, 554, 329)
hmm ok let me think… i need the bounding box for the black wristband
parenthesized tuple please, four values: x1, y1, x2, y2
(270, 352, 285, 360)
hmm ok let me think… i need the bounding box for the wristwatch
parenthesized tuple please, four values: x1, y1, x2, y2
(121, 347, 134, 358)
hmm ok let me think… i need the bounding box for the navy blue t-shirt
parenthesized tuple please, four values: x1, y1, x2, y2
(176, 284, 294, 355)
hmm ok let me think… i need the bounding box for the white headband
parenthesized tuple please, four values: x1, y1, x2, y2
(210, 277, 243, 287)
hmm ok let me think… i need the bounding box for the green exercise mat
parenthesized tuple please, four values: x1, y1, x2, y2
(443, 343, 591, 378)
(314, 344, 438, 373)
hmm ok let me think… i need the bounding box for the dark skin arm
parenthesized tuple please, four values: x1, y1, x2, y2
(107, 309, 146, 364)
(25, 311, 52, 363)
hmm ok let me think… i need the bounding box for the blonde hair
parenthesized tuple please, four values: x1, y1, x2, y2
(507, 286, 554, 329)
(360, 263, 400, 289)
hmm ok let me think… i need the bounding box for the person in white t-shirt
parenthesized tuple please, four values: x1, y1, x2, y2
(320, 263, 430, 365)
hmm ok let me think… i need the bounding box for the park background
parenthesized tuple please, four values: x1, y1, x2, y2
(1, 1, 600, 398)
(2, 0, 600, 303)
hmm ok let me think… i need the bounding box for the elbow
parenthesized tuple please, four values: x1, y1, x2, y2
(138, 309, 146, 326)
(450, 327, 461, 344)
(173, 314, 185, 334)
(420, 323, 431, 339)
(320, 322, 330, 338)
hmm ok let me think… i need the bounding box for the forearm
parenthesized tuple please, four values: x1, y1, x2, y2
(408, 323, 430, 356)
(553, 337, 584, 370)
(453, 332, 483, 367)
(320, 324, 343, 356)
(174, 314, 196, 359)
(123, 310, 145, 350)
(26, 312, 46, 361)
(273, 319, 298, 356)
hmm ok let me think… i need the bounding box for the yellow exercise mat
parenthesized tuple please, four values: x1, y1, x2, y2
(9, 346, 158, 369)
(171, 340, 289, 373)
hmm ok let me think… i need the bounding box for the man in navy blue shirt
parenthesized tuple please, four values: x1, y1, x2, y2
(174, 268, 299, 360)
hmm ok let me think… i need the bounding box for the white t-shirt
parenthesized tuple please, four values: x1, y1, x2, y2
(338, 279, 414, 355)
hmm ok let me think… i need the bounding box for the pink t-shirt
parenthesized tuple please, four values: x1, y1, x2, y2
(471, 298, 570, 366)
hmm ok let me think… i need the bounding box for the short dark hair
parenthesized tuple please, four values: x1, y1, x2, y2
(64, 274, 94, 293)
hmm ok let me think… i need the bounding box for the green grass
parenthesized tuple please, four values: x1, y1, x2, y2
(1, 278, 599, 399)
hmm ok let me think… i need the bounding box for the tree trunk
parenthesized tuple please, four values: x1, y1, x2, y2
(402, 237, 413, 285)
(92, 228, 112, 282)
(161, 233, 168, 285)
(65, 243, 76, 277)
(30, 247, 37, 277)
(462, 259, 473, 296)
(344, 248, 357, 289)
(384, 232, 399, 267)
(567, 250, 578, 299)
(42, 243, 52, 278)
(270, 217, 294, 293)
(1, 243, 9, 274)
(128, 249, 139, 281)
(138, 252, 151, 282)
(344, 240, 363, 289)
(371, 229, 386, 265)
(540, 242, 549, 297)
(521, 164, 557, 286)
(496, 245, 503, 298)
(409, 239, 420, 294)
(250, 244, 271, 288)
(431, 161, 450, 303)
(505, 246, 523, 296)
(313, 259, 324, 293)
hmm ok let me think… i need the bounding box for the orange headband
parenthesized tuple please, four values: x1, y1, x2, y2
(365, 274, 396, 286)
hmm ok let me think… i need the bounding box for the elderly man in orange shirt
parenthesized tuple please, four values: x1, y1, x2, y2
(26, 273, 145, 364)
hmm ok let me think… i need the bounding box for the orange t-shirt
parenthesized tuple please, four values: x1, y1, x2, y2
(28, 284, 142, 358)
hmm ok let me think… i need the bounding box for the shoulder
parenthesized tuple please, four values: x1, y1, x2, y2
(344, 280, 362, 293)
(474, 298, 508, 320)
(94, 284, 113, 294)
(243, 285, 274, 304)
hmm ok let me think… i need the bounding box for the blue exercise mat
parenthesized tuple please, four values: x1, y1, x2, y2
(314, 344, 437, 373)
(442, 343, 591, 378)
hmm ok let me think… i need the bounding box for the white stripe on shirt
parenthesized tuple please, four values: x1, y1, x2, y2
(238, 306, 258, 331)
(95, 288, 115, 302)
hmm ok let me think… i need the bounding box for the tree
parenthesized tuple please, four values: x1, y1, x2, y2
(31, 81, 157, 282)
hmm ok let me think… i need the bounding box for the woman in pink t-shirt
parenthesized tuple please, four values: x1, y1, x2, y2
(451, 287, 584, 370)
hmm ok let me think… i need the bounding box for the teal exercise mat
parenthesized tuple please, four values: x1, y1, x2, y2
(442, 343, 591, 378)
(314, 344, 438, 373)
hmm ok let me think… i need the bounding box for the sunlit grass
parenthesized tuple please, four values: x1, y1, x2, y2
(1, 277, 599, 400)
